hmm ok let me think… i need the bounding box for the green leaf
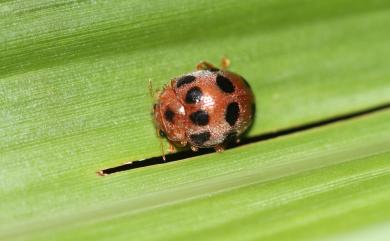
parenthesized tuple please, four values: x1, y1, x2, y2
(3, 105, 390, 241)
(1, 0, 389, 241)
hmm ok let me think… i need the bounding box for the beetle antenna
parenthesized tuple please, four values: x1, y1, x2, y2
(157, 129, 166, 161)
(148, 79, 155, 99)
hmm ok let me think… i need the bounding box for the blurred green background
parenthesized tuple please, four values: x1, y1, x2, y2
(1, 1, 390, 240)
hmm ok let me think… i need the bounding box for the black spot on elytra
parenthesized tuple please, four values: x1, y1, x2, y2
(190, 131, 211, 146)
(216, 74, 235, 93)
(176, 75, 196, 88)
(185, 87, 202, 104)
(164, 108, 175, 123)
(225, 102, 240, 126)
(189, 110, 209, 126)
(223, 131, 237, 145)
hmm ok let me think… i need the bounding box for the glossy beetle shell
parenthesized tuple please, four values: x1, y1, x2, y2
(153, 66, 255, 151)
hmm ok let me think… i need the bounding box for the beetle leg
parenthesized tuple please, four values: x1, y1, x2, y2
(190, 146, 199, 152)
(168, 142, 176, 153)
(214, 145, 225, 153)
(220, 56, 231, 70)
(196, 61, 220, 72)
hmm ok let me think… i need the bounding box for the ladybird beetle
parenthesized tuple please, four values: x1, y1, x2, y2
(152, 58, 255, 156)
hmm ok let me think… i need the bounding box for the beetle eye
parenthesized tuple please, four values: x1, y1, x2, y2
(159, 130, 166, 137)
